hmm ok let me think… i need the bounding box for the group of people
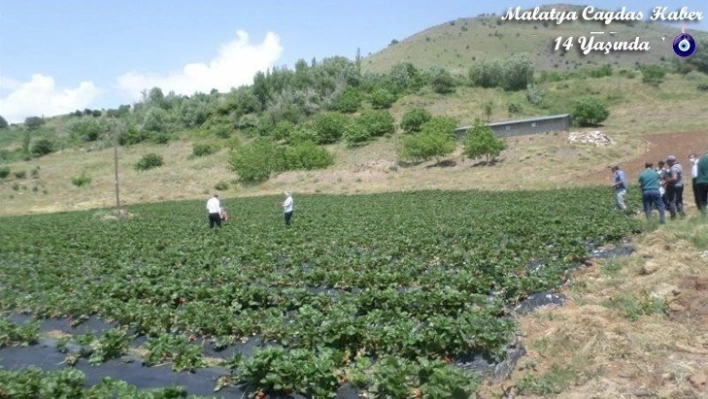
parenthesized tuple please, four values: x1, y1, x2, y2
(205, 192, 294, 228)
(613, 152, 708, 224)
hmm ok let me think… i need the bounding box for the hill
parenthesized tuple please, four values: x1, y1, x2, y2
(362, 4, 708, 74)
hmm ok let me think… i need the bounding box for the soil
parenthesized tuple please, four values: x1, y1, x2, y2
(576, 130, 708, 186)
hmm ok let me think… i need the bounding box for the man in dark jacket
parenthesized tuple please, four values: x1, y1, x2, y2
(695, 152, 708, 217)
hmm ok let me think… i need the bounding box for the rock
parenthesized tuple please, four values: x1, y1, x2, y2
(640, 261, 660, 275)
(689, 372, 706, 388)
(568, 131, 613, 146)
(668, 303, 686, 312)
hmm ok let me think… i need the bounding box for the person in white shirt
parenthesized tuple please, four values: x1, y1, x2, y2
(206, 194, 222, 228)
(281, 192, 294, 226)
(690, 153, 699, 211)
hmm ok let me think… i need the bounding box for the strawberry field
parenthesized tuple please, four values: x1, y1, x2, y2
(0, 188, 642, 398)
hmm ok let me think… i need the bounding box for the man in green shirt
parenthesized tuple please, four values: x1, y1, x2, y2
(638, 162, 665, 224)
(696, 153, 708, 217)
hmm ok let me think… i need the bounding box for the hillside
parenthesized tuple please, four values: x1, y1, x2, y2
(363, 4, 708, 74)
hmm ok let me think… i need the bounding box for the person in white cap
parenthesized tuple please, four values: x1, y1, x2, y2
(281, 192, 294, 226)
(664, 155, 686, 219)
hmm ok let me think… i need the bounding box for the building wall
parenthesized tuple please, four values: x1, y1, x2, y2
(455, 115, 571, 140)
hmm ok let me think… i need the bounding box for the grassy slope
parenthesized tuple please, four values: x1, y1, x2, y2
(362, 4, 708, 75)
(1, 72, 707, 216)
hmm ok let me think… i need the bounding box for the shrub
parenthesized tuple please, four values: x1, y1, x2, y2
(507, 102, 522, 115)
(370, 88, 397, 109)
(357, 110, 395, 137)
(212, 124, 232, 139)
(641, 65, 666, 86)
(283, 141, 334, 170)
(119, 124, 150, 146)
(330, 86, 362, 113)
(399, 131, 456, 164)
(71, 172, 92, 187)
(698, 83, 708, 91)
(288, 125, 319, 144)
(68, 118, 104, 142)
(192, 143, 214, 157)
(134, 153, 164, 171)
(228, 138, 284, 183)
(526, 84, 545, 106)
(30, 166, 40, 179)
(343, 122, 371, 146)
(150, 133, 171, 144)
(214, 181, 229, 191)
(0, 166, 10, 179)
(463, 123, 507, 163)
(427, 67, 457, 94)
(572, 97, 610, 127)
(14, 170, 27, 179)
(400, 108, 432, 134)
(31, 139, 54, 157)
(420, 116, 458, 138)
(311, 112, 349, 144)
(273, 120, 296, 141)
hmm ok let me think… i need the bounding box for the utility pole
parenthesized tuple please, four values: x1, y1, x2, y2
(114, 120, 122, 212)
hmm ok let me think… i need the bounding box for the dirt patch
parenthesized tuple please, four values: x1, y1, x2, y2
(480, 221, 708, 399)
(576, 130, 708, 185)
(670, 275, 708, 327)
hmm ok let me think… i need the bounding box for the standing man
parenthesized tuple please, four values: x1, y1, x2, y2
(638, 162, 665, 224)
(611, 165, 627, 211)
(689, 153, 699, 212)
(206, 194, 222, 228)
(282, 192, 294, 226)
(696, 152, 708, 217)
(664, 155, 686, 219)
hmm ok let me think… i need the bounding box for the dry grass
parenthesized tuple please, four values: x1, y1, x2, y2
(361, 9, 698, 75)
(1, 71, 706, 217)
(480, 216, 708, 398)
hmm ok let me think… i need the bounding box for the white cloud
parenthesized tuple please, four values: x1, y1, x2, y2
(117, 30, 283, 100)
(0, 74, 102, 124)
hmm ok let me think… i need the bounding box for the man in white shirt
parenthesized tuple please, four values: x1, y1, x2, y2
(206, 194, 222, 228)
(281, 192, 294, 226)
(690, 153, 699, 211)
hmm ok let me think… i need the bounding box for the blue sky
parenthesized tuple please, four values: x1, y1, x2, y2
(0, 0, 706, 123)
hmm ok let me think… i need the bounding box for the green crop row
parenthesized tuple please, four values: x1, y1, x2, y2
(0, 188, 642, 397)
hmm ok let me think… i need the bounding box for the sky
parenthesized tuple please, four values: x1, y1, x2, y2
(0, 0, 706, 124)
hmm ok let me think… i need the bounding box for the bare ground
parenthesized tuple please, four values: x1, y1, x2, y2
(479, 220, 708, 399)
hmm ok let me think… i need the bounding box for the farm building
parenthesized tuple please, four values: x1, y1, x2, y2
(455, 114, 571, 139)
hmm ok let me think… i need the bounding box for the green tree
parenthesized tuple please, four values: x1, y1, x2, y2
(463, 123, 507, 163)
(356, 110, 395, 137)
(31, 139, 54, 157)
(427, 66, 456, 94)
(311, 112, 349, 144)
(228, 138, 284, 183)
(283, 141, 334, 170)
(370, 88, 397, 109)
(484, 102, 493, 122)
(400, 107, 432, 134)
(420, 116, 458, 138)
(501, 55, 534, 91)
(399, 131, 456, 164)
(572, 97, 610, 127)
(24, 116, 44, 131)
(329, 86, 361, 113)
(343, 121, 371, 146)
(0, 115, 8, 129)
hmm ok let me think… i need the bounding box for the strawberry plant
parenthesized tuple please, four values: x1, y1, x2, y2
(0, 187, 643, 396)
